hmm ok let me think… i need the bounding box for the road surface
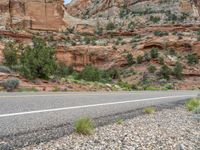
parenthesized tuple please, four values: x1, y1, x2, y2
(0, 91, 198, 138)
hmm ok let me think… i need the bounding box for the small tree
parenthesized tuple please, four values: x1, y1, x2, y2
(148, 65, 157, 73)
(126, 53, 135, 65)
(20, 37, 57, 80)
(173, 62, 183, 80)
(137, 55, 143, 64)
(187, 53, 199, 65)
(3, 42, 18, 67)
(106, 22, 115, 31)
(150, 48, 159, 59)
(77, 65, 101, 82)
(159, 64, 171, 80)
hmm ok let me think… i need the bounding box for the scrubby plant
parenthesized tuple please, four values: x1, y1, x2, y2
(144, 52, 151, 62)
(117, 81, 132, 91)
(3, 42, 18, 67)
(158, 57, 164, 65)
(185, 98, 200, 111)
(148, 65, 157, 73)
(187, 53, 199, 65)
(20, 37, 57, 80)
(144, 107, 156, 114)
(150, 15, 161, 23)
(1, 78, 20, 92)
(75, 117, 94, 135)
(126, 53, 135, 65)
(106, 22, 115, 31)
(150, 48, 159, 58)
(173, 62, 183, 80)
(154, 30, 169, 37)
(0, 66, 11, 73)
(137, 55, 143, 64)
(159, 64, 171, 80)
(55, 63, 73, 78)
(116, 118, 124, 125)
(77, 65, 101, 82)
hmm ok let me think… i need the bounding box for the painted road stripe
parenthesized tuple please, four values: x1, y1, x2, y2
(0, 95, 196, 118)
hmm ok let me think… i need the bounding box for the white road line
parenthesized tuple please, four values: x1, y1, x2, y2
(0, 95, 196, 118)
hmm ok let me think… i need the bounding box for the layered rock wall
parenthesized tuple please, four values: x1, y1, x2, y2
(0, 0, 67, 31)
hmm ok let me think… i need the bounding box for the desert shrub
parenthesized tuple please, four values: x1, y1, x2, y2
(116, 118, 124, 125)
(144, 107, 156, 114)
(144, 52, 151, 62)
(173, 62, 183, 80)
(150, 48, 159, 58)
(187, 53, 199, 65)
(126, 53, 135, 65)
(2, 78, 20, 91)
(54, 63, 73, 78)
(77, 65, 101, 82)
(154, 30, 169, 37)
(159, 64, 172, 80)
(107, 68, 120, 80)
(128, 21, 136, 30)
(3, 42, 18, 67)
(137, 55, 143, 64)
(0, 66, 11, 73)
(185, 98, 200, 111)
(158, 57, 164, 65)
(117, 81, 132, 91)
(106, 22, 115, 30)
(150, 16, 161, 23)
(20, 37, 57, 80)
(83, 36, 91, 44)
(95, 27, 103, 35)
(148, 65, 157, 73)
(75, 117, 94, 135)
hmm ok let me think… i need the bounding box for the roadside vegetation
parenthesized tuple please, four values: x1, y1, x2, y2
(185, 98, 200, 111)
(75, 117, 94, 135)
(144, 107, 156, 114)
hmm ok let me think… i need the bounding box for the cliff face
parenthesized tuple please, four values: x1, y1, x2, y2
(0, 0, 67, 31)
(66, 0, 200, 18)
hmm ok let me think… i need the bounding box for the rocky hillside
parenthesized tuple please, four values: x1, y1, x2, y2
(0, 0, 200, 91)
(66, 0, 200, 19)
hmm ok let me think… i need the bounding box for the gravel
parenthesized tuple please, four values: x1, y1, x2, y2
(19, 107, 200, 150)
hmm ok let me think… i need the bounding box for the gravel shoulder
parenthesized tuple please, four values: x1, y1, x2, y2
(19, 106, 200, 150)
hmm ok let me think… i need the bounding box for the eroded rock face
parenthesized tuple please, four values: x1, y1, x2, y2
(66, 0, 200, 18)
(0, 0, 67, 31)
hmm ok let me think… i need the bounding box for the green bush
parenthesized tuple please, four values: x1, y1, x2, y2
(126, 53, 135, 65)
(185, 98, 200, 111)
(75, 117, 94, 135)
(159, 64, 171, 80)
(187, 53, 199, 65)
(137, 55, 143, 64)
(150, 16, 161, 23)
(77, 65, 101, 82)
(106, 22, 115, 31)
(2, 78, 20, 91)
(3, 42, 18, 67)
(150, 48, 159, 59)
(54, 63, 73, 78)
(144, 107, 156, 114)
(20, 37, 57, 80)
(154, 30, 169, 37)
(173, 62, 183, 80)
(148, 65, 157, 73)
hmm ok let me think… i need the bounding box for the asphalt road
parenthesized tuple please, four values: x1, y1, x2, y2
(0, 91, 198, 138)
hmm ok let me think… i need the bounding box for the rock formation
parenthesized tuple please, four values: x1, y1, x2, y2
(0, 0, 67, 30)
